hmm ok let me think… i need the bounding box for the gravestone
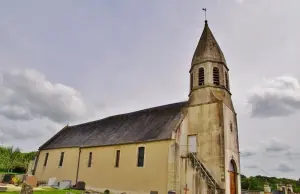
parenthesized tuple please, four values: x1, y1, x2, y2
(20, 183, 33, 194)
(59, 180, 72, 189)
(48, 177, 58, 187)
(75, 181, 86, 190)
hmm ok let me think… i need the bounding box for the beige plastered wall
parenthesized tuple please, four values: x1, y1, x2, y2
(173, 101, 227, 194)
(36, 140, 172, 194)
(78, 140, 171, 194)
(167, 109, 210, 194)
(223, 103, 241, 194)
(35, 147, 80, 184)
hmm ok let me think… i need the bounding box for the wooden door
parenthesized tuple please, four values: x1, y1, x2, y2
(230, 171, 236, 194)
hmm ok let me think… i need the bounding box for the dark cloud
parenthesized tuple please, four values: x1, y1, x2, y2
(0, 69, 90, 123)
(275, 162, 294, 172)
(0, 119, 61, 142)
(264, 138, 290, 153)
(240, 150, 256, 157)
(244, 164, 259, 169)
(247, 76, 300, 118)
(0, 124, 42, 142)
(285, 151, 300, 159)
(0, 106, 32, 121)
(243, 164, 271, 176)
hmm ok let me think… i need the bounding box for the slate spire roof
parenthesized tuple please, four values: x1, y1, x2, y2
(39, 101, 187, 150)
(192, 20, 226, 66)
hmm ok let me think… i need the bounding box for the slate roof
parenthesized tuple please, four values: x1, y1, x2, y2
(40, 101, 187, 150)
(192, 20, 227, 66)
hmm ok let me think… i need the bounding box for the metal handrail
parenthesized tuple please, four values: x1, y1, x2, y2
(189, 152, 221, 191)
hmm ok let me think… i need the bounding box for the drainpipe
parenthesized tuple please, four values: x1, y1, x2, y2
(75, 147, 82, 185)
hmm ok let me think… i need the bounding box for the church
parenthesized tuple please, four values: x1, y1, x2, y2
(33, 20, 241, 194)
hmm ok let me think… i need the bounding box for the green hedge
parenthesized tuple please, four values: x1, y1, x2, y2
(0, 146, 37, 174)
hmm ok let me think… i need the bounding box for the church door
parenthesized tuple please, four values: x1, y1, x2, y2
(229, 160, 237, 194)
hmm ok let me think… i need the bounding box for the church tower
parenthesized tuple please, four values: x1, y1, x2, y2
(187, 20, 241, 194)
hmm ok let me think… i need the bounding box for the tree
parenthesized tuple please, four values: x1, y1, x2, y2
(248, 177, 261, 190)
(0, 145, 37, 173)
(241, 175, 300, 192)
(0, 146, 22, 172)
(22, 151, 37, 171)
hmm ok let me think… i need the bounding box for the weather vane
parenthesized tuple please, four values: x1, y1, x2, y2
(202, 8, 207, 21)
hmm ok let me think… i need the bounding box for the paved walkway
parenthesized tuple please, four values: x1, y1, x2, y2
(0, 184, 45, 192)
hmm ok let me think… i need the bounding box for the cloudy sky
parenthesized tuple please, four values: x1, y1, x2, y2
(0, 0, 300, 179)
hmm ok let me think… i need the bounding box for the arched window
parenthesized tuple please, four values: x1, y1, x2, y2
(229, 159, 237, 172)
(230, 121, 233, 132)
(213, 67, 220, 85)
(198, 67, 205, 86)
(190, 73, 193, 91)
(225, 71, 229, 89)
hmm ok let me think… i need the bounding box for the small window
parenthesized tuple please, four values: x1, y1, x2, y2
(225, 71, 229, 89)
(230, 122, 233, 132)
(198, 67, 205, 86)
(213, 67, 220, 85)
(188, 135, 197, 153)
(190, 73, 193, 91)
(88, 152, 92, 168)
(59, 152, 64, 167)
(137, 147, 145, 167)
(229, 159, 236, 172)
(44, 153, 49, 167)
(115, 150, 120, 168)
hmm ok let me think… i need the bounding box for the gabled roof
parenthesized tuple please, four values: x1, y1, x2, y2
(40, 101, 187, 150)
(192, 20, 226, 66)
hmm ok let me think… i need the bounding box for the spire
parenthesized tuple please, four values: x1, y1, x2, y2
(192, 20, 226, 66)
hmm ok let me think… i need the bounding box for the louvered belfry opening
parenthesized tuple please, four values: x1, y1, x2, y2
(213, 67, 220, 85)
(198, 67, 205, 86)
(225, 71, 229, 89)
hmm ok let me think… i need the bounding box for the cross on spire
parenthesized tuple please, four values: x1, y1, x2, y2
(202, 8, 207, 21)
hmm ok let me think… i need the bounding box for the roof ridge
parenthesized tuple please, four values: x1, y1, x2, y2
(69, 101, 188, 128)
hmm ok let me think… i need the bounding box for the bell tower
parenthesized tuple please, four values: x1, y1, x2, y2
(189, 20, 234, 112)
(187, 20, 241, 194)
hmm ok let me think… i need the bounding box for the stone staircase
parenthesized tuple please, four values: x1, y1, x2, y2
(188, 152, 224, 194)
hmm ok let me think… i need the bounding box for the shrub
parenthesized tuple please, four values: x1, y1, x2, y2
(104, 189, 110, 194)
(11, 176, 21, 185)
